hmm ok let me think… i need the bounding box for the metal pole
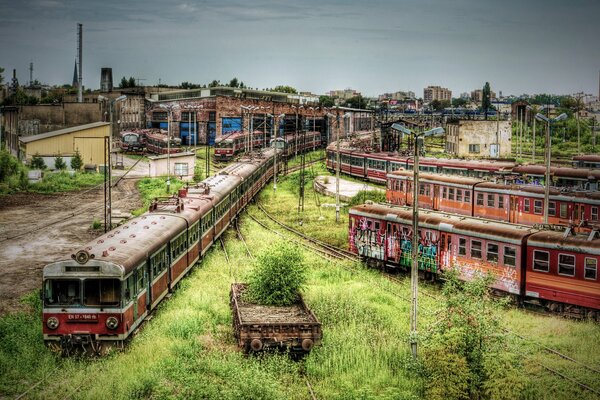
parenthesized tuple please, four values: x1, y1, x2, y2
(273, 117, 278, 191)
(104, 137, 108, 233)
(335, 114, 341, 223)
(411, 132, 420, 359)
(532, 116, 536, 162)
(167, 110, 171, 193)
(544, 120, 551, 224)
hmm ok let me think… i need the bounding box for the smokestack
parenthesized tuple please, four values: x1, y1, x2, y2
(100, 68, 113, 92)
(77, 23, 83, 103)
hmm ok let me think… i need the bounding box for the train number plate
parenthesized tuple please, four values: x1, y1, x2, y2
(66, 314, 99, 323)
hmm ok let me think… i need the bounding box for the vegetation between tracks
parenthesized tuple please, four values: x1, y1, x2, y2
(0, 155, 599, 399)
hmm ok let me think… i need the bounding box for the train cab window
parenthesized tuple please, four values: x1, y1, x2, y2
(533, 251, 549, 272)
(592, 207, 598, 221)
(476, 193, 484, 206)
(456, 189, 463, 202)
(44, 279, 81, 306)
(458, 238, 466, 255)
(560, 203, 568, 219)
(524, 199, 531, 213)
(487, 243, 499, 263)
(448, 188, 455, 200)
(487, 194, 495, 208)
(470, 240, 482, 259)
(464, 190, 471, 203)
(558, 254, 575, 277)
(549, 201, 556, 217)
(503, 246, 516, 267)
(83, 279, 121, 307)
(534, 200, 543, 215)
(498, 195, 504, 209)
(585, 258, 597, 280)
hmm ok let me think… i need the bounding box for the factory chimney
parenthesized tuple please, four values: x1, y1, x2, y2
(100, 68, 113, 92)
(77, 23, 83, 103)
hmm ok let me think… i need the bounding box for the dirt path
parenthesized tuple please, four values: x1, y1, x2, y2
(0, 178, 142, 315)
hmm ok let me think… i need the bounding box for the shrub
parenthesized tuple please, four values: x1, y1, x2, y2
(244, 241, 306, 306)
(70, 150, 83, 170)
(30, 153, 46, 170)
(349, 190, 386, 206)
(0, 147, 20, 181)
(54, 155, 66, 170)
(91, 219, 102, 230)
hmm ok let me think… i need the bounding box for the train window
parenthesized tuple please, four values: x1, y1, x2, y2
(534, 200, 543, 215)
(585, 258, 597, 280)
(374, 221, 380, 231)
(448, 188, 455, 200)
(470, 240, 482, 259)
(560, 203, 568, 219)
(456, 189, 463, 202)
(487, 194, 494, 208)
(44, 279, 81, 306)
(137, 264, 146, 293)
(533, 251, 549, 272)
(503, 246, 516, 267)
(592, 207, 598, 221)
(498, 195, 504, 209)
(125, 274, 135, 302)
(558, 254, 575, 277)
(459, 238, 466, 255)
(419, 184, 425, 195)
(549, 202, 556, 216)
(83, 279, 121, 307)
(464, 190, 471, 203)
(442, 187, 447, 199)
(524, 199, 530, 213)
(487, 243, 499, 263)
(476, 193, 484, 206)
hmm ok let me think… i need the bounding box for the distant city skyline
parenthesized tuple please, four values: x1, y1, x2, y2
(1, 0, 599, 97)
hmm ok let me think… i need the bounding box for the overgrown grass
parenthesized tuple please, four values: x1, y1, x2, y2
(1, 156, 598, 399)
(28, 172, 105, 193)
(132, 177, 185, 216)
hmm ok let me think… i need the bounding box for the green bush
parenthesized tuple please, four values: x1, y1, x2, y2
(244, 241, 306, 306)
(30, 153, 46, 170)
(54, 155, 66, 170)
(91, 219, 102, 230)
(349, 190, 386, 206)
(70, 150, 83, 170)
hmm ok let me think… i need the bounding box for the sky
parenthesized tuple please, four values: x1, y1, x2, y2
(1, 0, 599, 98)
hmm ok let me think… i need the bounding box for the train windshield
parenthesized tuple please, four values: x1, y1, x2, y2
(44, 279, 81, 306)
(83, 279, 121, 307)
(123, 134, 138, 143)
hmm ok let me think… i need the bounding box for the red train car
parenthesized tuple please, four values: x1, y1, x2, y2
(214, 131, 266, 160)
(349, 203, 600, 319)
(145, 132, 182, 155)
(386, 171, 600, 228)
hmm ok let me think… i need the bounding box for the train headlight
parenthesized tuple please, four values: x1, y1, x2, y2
(46, 317, 59, 330)
(106, 316, 119, 330)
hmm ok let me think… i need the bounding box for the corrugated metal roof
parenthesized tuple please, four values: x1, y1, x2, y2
(19, 122, 110, 143)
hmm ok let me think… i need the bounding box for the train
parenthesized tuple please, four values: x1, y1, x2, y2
(42, 148, 280, 354)
(386, 170, 600, 229)
(326, 144, 600, 190)
(215, 130, 322, 160)
(214, 130, 267, 160)
(349, 202, 600, 320)
(145, 132, 183, 155)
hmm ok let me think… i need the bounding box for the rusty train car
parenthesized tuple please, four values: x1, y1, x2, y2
(214, 130, 267, 160)
(386, 170, 600, 228)
(42, 148, 279, 354)
(326, 145, 600, 190)
(349, 203, 600, 319)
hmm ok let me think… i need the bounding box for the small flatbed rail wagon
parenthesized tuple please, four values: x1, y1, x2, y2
(230, 283, 322, 354)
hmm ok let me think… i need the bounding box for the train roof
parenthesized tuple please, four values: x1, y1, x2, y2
(527, 230, 600, 255)
(351, 203, 538, 244)
(512, 165, 600, 180)
(387, 170, 484, 186)
(573, 155, 600, 162)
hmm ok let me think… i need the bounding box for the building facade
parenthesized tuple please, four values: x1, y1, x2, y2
(148, 151, 195, 181)
(423, 86, 452, 103)
(445, 119, 511, 158)
(470, 89, 497, 102)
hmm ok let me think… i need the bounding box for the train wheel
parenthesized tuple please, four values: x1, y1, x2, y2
(250, 339, 263, 352)
(301, 339, 314, 352)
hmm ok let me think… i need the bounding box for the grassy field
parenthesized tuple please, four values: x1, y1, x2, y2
(0, 156, 599, 399)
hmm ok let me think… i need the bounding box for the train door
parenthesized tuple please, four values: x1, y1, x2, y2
(386, 222, 399, 263)
(433, 185, 440, 210)
(573, 203, 584, 224)
(167, 242, 173, 290)
(439, 232, 451, 270)
(509, 195, 519, 223)
(145, 262, 151, 310)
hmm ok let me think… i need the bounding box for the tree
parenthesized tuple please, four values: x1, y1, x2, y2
(272, 85, 297, 94)
(430, 99, 450, 111)
(0, 67, 4, 85)
(128, 77, 136, 88)
(54, 155, 67, 170)
(345, 95, 366, 109)
(30, 153, 46, 170)
(228, 77, 239, 88)
(452, 97, 468, 108)
(119, 76, 129, 89)
(70, 149, 83, 170)
(482, 82, 491, 120)
(319, 95, 335, 107)
(208, 79, 221, 87)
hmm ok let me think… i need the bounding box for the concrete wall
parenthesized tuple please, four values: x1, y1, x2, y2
(148, 152, 195, 181)
(18, 103, 103, 135)
(446, 120, 511, 158)
(22, 124, 110, 166)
